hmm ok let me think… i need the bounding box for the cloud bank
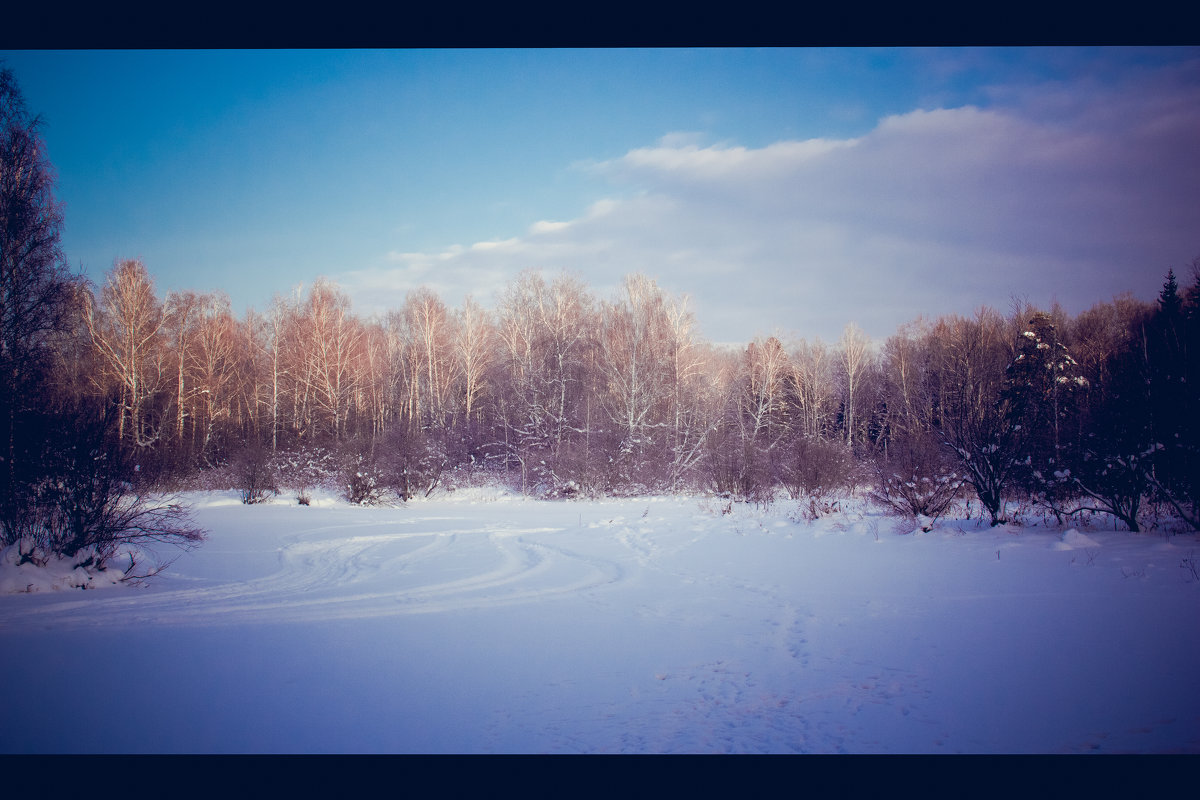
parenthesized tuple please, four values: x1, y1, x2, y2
(338, 60, 1200, 344)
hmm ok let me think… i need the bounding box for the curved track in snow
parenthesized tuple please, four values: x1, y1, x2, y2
(0, 503, 625, 628)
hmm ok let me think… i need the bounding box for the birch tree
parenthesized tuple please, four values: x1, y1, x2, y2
(719, 335, 792, 496)
(788, 338, 835, 440)
(185, 292, 238, 460)
(837, 322, 871, 447)
(260, 294, 294, 451)
(164, 290, 199, 449)
(82, 259, 168, 447)
(403, 287, 456, 432)
(300, 279, 362, 441)
(492, 271, 594, 490)
(663, 294, 712, 486)
(453, 295, 496, 446)
(598, 274, 674, 486)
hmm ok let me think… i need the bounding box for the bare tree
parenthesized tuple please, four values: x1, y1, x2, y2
(788, 338, 836, 440)
(258, 294, 295, 451)
(927, 308, 1022, 525)
(164, 290, 200, 449)
(869, 425, 964, 530)
(743, 336, 790, 443)
(297, 279, 362, 441)
(357, 318, 392, 441)
(403, 287, 456, 432)
(16, 405, 205, 567)
(663, 294, 713, 486)
(0, 68, 75, 535)
(837, 322, 871, 447)
(82, 259, 169, 448)
(186, 292, 238, 461)
(453, 295, 496, 453)
(715, 336, 793, 498)
(879, 319, 934, 443)
(778, 338, 856, 500)
(598, 274, 675, 486)
(492, 271, 595, 492)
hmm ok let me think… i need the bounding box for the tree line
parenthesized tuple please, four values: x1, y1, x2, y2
(2, 67, 1198, 575)
(59, 256, 1200, 529)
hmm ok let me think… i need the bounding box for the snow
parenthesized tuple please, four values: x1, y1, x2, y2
(0, 540, 158, 593)
(2, 489, 1199, 753)
(1059, 528, 1101, 549)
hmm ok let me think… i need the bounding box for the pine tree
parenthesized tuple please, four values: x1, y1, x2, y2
(1143, 266, 1199, 525)
(1003, 312, 1086, 512)
(1159, 268, 1182, 316)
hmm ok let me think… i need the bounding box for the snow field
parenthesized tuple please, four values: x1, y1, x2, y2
(1, 489, 1198, 753)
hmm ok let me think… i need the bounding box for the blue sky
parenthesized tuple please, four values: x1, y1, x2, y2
(3, 48, 1198, 344)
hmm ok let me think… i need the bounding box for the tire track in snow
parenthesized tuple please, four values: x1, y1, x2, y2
(0, 520, 624, 628)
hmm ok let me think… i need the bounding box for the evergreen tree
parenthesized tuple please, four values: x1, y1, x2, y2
(1143, 267, 1199, 525)
(1046, 302, 1157, 532)
(1003, 312, 1086, 509)
(1159, 268, 1182, 316)
(1067, 342, 1154, 531)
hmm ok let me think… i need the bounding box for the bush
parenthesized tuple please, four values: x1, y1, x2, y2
(343, 455, 384, 506)
(377, 426, 447, 502)
(702, 424, 773, 502)
(792, 495, 843, 522)
(870, 429, 964, 531)
(271, 444, 338, 505)
(1, 408, 205, 576)
(342, 448, 389, 505)
(778, 435, 857, 501)
(233, 442, 278, 504)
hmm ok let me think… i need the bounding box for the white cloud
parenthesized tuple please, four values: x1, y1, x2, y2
(616, 137, 857, 183)
(470, 238, 520, 251)
(655, 131, 708, 149)
(529, 220, 570, 235)
(339, 66, 1200, 344)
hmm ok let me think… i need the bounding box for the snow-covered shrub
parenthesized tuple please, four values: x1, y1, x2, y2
(233, 442, 278, 504)
(0, 410, 205, 577)
(791, 496, 843, 522)
(701, 423, 775, 503)
(377, 427, 447, 502)
(1033, 444, 1152, 533)
(869, 430, 964, 531)
(271, 445, 339, 505)
(342, 449, 389, 505)
(778, 435, 858, 502)
(171, 461, 237, 492)
(553, 479, 581, 499)
(0, 537, 168, 592)
(535, 441, 605, 499)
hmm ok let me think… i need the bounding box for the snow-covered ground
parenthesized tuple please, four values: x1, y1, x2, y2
(2, 488, 1198, 753)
